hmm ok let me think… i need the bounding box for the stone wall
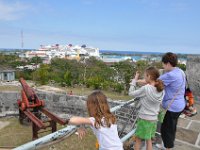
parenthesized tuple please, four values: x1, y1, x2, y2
(0, 91, 88, 116)
(0, 90, 136, 135)
(0, 91, 20, 114)
(0, 90, 122, 117)
(186, 55, 200, 101)
(37, 91, 87, 116)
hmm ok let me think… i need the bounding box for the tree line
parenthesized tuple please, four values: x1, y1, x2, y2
(0, 53, 186, 94)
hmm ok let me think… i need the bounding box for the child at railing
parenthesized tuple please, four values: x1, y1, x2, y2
(65, 90, 123, 150)
(129, 67, 165, 150)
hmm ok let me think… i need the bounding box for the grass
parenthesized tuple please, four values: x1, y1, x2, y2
(0, 84, 132, 149)
(0, 86, 21, 92)
(0, 117, 97, 150)
(39, 129, 97, 150)
(0, 117, 32, 147)
(0, 117, 131, 150)
(0, 84, 132, 100)
(62, 86, 132, 100)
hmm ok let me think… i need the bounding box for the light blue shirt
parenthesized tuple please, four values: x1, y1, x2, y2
(159, 67, 186, 112)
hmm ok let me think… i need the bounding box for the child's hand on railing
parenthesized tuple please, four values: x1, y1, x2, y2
(77, 127, 87, 139)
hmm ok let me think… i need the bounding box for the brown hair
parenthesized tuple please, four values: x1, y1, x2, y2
(86, 90, 116, 129)
(145, 67, 164, 92)
(162, 52, 178, 67)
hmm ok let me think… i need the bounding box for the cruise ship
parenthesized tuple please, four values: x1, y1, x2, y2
(19, 44, 100, 63)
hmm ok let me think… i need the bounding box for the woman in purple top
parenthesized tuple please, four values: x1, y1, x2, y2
(159, 52, 186, 150)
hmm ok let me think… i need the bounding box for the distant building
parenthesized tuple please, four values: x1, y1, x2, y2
(0, 68, 15, 81)
(18, 44, 100, 63)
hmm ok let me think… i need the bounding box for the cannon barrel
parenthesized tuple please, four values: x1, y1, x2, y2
(19, 78, 38, 102)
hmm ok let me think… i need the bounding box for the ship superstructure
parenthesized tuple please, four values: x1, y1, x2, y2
(20, 44, 100, 63)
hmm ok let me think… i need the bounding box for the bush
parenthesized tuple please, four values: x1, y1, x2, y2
(16, 70, 33, 80)
(101, 80, 110, 90)
(86, 76, 104, 90)
(113, 83, 124, 93)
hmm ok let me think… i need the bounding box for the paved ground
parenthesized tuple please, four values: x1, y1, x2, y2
(175, 102, 200, 149)
(140, 102, 200, 150)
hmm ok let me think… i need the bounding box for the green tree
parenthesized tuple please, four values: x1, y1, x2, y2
(113, 60, 136, 94)
(64, 71, 73, 86)
(112, 82, 124, 93)
(86, 76, 104, 90)
(15, 70, 33, 80)
(177, 63, 186, 71)
(151, 62, 162, 69)
(135, 60, 149, 73)
(30, 56, 43, 64)
(50, 58, 83, 86)
(32, 64, 50, 85)
(0, 53, 19, 66)
(84, 57, 115, 89)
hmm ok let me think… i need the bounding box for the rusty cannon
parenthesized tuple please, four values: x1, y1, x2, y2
(17, 78, 66, 140)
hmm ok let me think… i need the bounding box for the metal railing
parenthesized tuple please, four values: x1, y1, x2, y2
(13, 98, 138, 150)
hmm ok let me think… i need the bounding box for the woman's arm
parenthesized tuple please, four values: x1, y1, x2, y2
(67, 117, 93, 126)
(129, 85, 146, 97)
(159, 73, 176, 86)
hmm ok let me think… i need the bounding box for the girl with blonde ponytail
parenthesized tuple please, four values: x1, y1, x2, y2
(129, 67, 165, 150)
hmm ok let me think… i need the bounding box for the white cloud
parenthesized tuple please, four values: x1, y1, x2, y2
(0, 0, 30, 21)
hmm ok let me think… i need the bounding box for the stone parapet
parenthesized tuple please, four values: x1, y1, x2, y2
(186, 55, 200, 101)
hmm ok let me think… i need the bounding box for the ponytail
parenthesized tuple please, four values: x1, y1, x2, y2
(155, 79, 164, 92)
(145, 66, 165, 92)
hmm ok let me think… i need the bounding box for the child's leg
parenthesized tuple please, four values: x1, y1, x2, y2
(134, 136, 141, 150)
(146, 139, 152, 150)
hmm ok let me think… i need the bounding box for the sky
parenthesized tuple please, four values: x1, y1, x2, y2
(0, 0, 200, 54)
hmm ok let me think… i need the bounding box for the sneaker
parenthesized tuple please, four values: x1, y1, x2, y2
(155, 143, 165, 150)
(179, 113, 186, 118)
(190, 111, 197, 117)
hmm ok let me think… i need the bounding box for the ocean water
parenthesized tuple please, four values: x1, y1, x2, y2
(100, 50, 162, 62)
(100, 54, 143, 62)
(99, 50, 188, 64)
(100, 50, 163, 55)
